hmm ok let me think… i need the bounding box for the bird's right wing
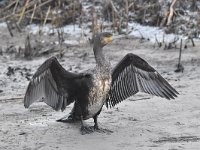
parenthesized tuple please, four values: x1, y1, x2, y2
(106, 53, 179, 108)
(24, 57, 90, 111)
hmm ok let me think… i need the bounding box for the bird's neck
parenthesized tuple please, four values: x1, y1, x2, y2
(93, 46, 109, 67)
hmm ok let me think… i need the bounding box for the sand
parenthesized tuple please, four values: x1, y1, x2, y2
(0, 25, 200, 150)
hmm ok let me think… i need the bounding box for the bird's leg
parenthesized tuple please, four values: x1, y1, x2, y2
(57, 103, 80, 123)
(80, 115, 94, 135)
(93, 114, 113, 134)
(93, 115, 99, 130)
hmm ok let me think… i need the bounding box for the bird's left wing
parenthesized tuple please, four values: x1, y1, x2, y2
(24, 57, 91, 111)
(106, 53, 179, 108)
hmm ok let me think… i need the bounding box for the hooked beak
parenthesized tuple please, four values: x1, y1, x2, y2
(102, 35, 113, 45)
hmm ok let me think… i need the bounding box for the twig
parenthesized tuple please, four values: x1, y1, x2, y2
(0, 0, 39, 21)
(2, 0, 17, 11)
(27, 16, 52, 21)
(184, 36, 196, 48)
(110, 0, 120, 18)
(178, 39, 182, 65)
(0, 97, 23, 102)
(155, 34, 162, 47)
(166, 0, 177, 26)
(190, 36, 195, 47)
(26, 0, 53, 14)
(30, 3, 37, 24)
(128, 2, 134, 9)
(162, 34, 165, 43)
(38, 47, 54, 55)
(172, 36, 179, 44)
(57, 28, 64, 58)
(13, 0, 19, 14)
(6, 21, 13, 37)
(57, 29, 64, 45)
(43, 6, 51, 26)
(73, 0, 75, 31)
(142, 8, 147, 24)
(175, 39, 184, 72)
(125, 0, 129, 34)
(18, 0, 30, 24)
(91, 0, 97, 41)
(14, 22, 22, 32)
(17, 0, 38, 14)
(167, 36, 179, 49)
(0, 14, 15, 21)
(78, 0, 83, 40)
(136, 30, 145, 41)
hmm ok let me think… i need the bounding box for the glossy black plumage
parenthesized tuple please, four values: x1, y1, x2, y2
(24, 56, 92, 112)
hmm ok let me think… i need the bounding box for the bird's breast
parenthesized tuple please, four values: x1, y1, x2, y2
(87, 75, 111, 118)
(90, 76, 111, 103)
(98, 79, 111, 94)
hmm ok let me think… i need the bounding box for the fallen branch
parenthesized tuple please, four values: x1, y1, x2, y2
(0, 97, 23, 102)
(38, 47, 54, 55)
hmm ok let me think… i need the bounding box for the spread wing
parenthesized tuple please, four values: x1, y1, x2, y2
(24, 56, 91, 111)
(106, 53, 179, 108)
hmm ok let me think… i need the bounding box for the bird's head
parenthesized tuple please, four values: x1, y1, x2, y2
(94, 32, 113, 48)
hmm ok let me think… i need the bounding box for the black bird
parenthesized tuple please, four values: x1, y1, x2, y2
(24, 32, 179, 134)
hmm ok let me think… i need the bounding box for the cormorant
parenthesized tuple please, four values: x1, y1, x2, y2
(24, 32, 179, 134)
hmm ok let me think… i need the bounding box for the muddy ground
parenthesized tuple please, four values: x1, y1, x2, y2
(0, 26, 200, 150)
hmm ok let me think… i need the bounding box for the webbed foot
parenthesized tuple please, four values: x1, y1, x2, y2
(80, 126, 95, 135)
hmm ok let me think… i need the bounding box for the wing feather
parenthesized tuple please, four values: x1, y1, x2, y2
(106, 53, 179, 108)
(24, 56, 90, 111)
